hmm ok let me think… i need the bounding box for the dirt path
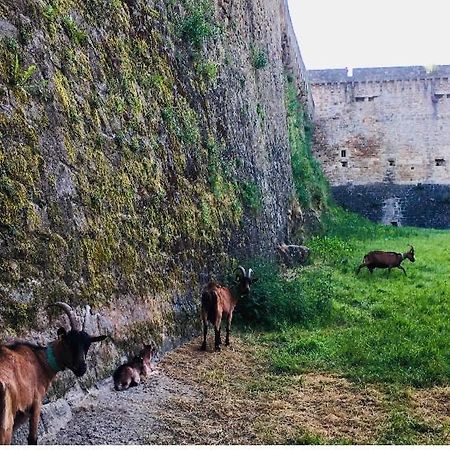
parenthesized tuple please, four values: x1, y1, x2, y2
(41, 372, 196, 445)
(41, 337, 450, 445)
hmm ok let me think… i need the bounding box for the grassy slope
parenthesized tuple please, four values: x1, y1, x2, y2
(226, 208, 450, 443)
(245, 208, 450, 388)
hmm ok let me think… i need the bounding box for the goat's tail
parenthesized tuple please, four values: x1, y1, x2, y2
(202, 290, 217, 325)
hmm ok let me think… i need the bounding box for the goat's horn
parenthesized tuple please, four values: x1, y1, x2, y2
(53, 302, 81, 331)
(247, 268, 253, 278)
(82, 305, 91, 331)
(234, 266, 246, 278)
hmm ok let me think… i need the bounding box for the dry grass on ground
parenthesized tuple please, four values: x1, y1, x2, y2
(153, 335, 450, 444)
(156, 336, 388, 444)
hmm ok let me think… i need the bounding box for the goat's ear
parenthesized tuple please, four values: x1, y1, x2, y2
(90, 335, 108, 343)
(57, 327, 67, 339)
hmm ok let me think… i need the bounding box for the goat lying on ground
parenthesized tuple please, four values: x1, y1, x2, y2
(201, 266, 257, 352)
(357, 245, 415, 276)
(0, 302, 107, 445)
(113, 345, 156, 391)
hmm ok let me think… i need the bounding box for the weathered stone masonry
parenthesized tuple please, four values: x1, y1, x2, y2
(309, 65, 450, 227)
(0, 0, 316, 406)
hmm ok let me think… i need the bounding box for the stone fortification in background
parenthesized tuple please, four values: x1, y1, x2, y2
(309, 65, 450, 227)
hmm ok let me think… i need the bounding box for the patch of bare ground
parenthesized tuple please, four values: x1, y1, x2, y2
(412, 387, 450, 422)
(409, 387, 450, 441)
(156, 336, 386, 444)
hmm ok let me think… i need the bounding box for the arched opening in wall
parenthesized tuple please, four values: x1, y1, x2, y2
(341, 149, 347, 158)
(390, 221, 398, 227)
(341, 161, 348, 167)
(388, 159, 396, 167)
(435, 158, 446, 166)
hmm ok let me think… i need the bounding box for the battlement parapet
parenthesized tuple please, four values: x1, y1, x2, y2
(309, 65, 450, 84)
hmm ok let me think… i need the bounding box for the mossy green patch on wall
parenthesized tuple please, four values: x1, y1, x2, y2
(285, 78, 330, 213)
(0, 0, 319, 386)
(0, 0, 247, 327)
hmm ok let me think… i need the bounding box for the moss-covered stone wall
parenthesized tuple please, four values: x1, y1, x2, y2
(0, 0, 326, 389)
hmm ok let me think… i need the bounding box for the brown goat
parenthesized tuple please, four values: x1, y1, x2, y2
(0, 303, 107, 445)
(357, 245, 415, 276)
(201, 266, 257, 352)
(113, 344, 156, 391)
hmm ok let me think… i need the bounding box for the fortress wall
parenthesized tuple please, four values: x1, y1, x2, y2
(309, 66, 450, 186)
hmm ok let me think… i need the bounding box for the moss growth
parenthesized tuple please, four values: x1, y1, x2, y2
(0, 0, 314, 354)
(251, 46, 268, 70)
(240, 180, 262, 215)
(179, 0, 218, 49)
(0, 299, 38, 334)
(62, 15, 87, 44)
(285, 77, 330, 212)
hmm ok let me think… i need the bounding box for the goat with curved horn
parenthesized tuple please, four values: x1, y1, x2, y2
(201, 266, 258, 351)
(0, 303, 107, 444)
(234, 266, 246, 280)
(53, 302, 81, 331)
(357, 245, 415, 277)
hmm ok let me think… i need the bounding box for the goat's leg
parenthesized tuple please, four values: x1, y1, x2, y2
(356, 263, 366, 274)
(0, 419, 14, 446)
(214, 325, 222, 351)
(130, 372, 141, 387)
(0, 383, 14, 444)
(225, 313, 233, 346)
(0, 427, 13, 445)
(399, 265, 407, 276)
(28, 401, 42, 445)
(387, 267, 391, 277)
(201, 320, 207, 351)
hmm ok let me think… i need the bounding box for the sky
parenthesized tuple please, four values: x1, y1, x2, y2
(287, 0, 450, 71)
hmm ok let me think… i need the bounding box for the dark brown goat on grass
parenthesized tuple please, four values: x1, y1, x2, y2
(0, 303, 107, 445)
(201, 266, 257, 352)
(357, 245, 415, 276)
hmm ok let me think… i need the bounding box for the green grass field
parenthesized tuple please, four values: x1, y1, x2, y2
(239, 208, 450, 388)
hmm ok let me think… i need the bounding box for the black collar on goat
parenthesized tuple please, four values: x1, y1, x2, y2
(200, 266, 257, 352)
(0, 302, 107, 445)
